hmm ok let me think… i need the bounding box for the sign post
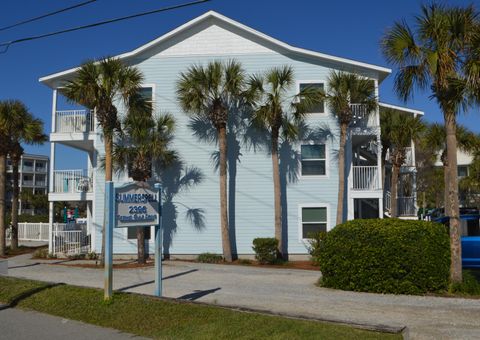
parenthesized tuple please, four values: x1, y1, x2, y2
(103, 181, 162, 301)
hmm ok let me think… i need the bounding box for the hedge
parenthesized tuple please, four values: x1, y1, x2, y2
(318, 219, 450, 294)
(252, 238, 278, 264)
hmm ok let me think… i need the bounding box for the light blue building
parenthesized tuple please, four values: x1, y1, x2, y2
(40, 11, 421, 258)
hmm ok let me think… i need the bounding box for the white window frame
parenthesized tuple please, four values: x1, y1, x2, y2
(140, 83, 156, 105)
(299, 141, 329, 179)
(298, 203, 330, 242)
(296, 80, 326, 116)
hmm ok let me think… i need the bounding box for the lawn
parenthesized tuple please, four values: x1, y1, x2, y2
(0, 276, 401, 339)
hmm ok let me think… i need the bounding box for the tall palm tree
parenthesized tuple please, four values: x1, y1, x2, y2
(423, 123, 480, 213)
(381, 3, 480, 283)
(61, 57, 144, 263)
(176, 60, 246, 262)
(246, 66, 322, 259)
(380, 108, 425, 217)
(112, 94, 177, 263)
(323, 71, 377, 225)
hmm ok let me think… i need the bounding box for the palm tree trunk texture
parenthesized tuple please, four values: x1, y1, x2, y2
(336, 124, 347, 225)
(0, 154, 6, 256)
(218, 125, 232, 262)
(445, 114, 462, 283)
(390, 162, 400, 218)
(136, 227, 146, 264)
(271, 129, 283, 259)
(10, 158, 20, 250)
(101, 134, 114, 265)
(444, 163, 450, 216)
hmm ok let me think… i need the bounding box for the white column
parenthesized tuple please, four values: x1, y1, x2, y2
(48, 202, 54, 253)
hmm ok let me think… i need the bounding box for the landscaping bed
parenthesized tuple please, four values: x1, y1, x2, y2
(0, 245, 45, 259)
(0, 276, 400, 339)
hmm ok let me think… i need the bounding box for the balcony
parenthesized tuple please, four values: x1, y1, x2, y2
(384, 192, 416, 217)
(53, 169, 92, 193)
(55, 110, 94, 133)
(51, 110, 95, 151)
(385, 147, 414, 167)
(350, 104, 376, 129)
(35, 180, 47, 187)
(22, 180, 34, 186)
(35, 166, 47, 173)
(352, 166, 380, 190)
(22, 165, 34, 172)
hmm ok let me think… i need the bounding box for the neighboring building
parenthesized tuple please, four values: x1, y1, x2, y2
(39, 11, 420, 257)
(6, 153, 49, 215)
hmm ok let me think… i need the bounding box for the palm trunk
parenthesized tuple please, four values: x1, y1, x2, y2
(101, 134, 114, 265)
(271, 129, 283, 259)
(10, 157, 20, 250)
(390, 161, 400, 218)
(0, 154, 6, 256)
(218, 125, 232, 262)
(445, 113, 462, 283)
(443, 163, 450, 216)
(137, 227, 146, 264)
(336, 124, 347, 225)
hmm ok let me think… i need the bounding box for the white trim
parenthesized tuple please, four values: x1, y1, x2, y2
(298, 203, 331, 242)
(39, 11, 391, 86)
(379, 102, 424, 116)
(296, 80, 327, 116)
(299, 141, 329, 179)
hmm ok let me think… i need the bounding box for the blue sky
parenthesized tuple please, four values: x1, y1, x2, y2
(0, 0, 478, 169)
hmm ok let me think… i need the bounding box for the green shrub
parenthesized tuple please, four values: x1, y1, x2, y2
(67, 253, 86, 260)
(449, 271, 480, 296)
(237, 259, 252, 265)
(32, 248, 48, 259)
(5, 214, 49, 225)
(86, 252, 98, 260)
(252, 238, 278, 264)
(307, 231, 326, 266)
(197, 253, 223, 263)
(318, 219, 450, 295)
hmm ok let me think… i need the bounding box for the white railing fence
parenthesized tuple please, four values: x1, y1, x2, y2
(384, 190, 391, 212)
(350, 103, 369, 119)
(385, 147, 414, 167)
(52, 223, 90, 255)
(53, 169, 93, 193)
(398, 196, 416, 216)
(55, 110, 95, 133)
(352, 166, 379, 190)
(8, 222, 50, 241)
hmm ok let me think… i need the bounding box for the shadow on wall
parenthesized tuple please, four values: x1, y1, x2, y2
(156, 160, 205, 258)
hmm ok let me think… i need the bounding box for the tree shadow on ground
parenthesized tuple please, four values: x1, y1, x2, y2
(178, 287, 221, 301)
(0, 283, 64, 310)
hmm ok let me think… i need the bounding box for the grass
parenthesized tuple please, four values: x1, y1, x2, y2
(0, 245, 42, 258)
(0, 276, 400, 340)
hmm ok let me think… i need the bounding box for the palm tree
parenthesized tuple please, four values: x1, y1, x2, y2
(176, 60, 246, 262)
(112, 94, 177, 263)
(323, 71, 377, 225)
(381, 3, 480, 283)
(61, 57, 144, 263)
(423, 123, 480, 213)
(380, 108, 425, 217)
(246, 66, 322, 259)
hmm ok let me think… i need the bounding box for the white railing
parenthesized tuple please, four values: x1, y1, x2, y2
(384, 190, 391, 212)
(8, 222, 50, 241)
(35, 181, 47, 187)
(398, 196, 416, 216)
(22, 166, 34, 172)
(55, 110, 94, 133)
(35, 166, 47, 173)
(352, 166, 380, 190)
(350, 103, 369, 119)
(385, 147, 414, 167)
(22, 180, 34, 186)
(52, 223, 90, 255)
(53, 169, 92, 193)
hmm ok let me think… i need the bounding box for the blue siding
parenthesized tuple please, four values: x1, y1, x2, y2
(91, 52, 364, 255)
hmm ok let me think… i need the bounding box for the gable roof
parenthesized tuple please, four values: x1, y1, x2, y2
(39, 10, 391, 87)
(379, 102, 424, 116)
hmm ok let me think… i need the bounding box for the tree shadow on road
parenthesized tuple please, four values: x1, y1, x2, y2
(178, 287, 221, 301)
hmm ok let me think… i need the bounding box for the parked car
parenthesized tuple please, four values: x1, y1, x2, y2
(431, 208, 480, 268)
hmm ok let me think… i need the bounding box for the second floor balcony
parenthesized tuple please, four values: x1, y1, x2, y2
(352, 165, 381, 190)
(49, 169, 94, 202)
(51, 110, 95, 151)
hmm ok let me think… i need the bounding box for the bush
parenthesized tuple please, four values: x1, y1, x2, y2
(318, 219, 450, 295)
(32, 248, 48, 259)
(67, 253, 86, 260)
(307, 231, 326, 266)
(449, 271, 480, 296)
(197, 253, 223, 263)
(252, 238, 278, 264)
(86, 252, 98, 260)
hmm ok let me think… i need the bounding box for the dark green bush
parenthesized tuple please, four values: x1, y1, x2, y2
(307, 231, 327, 266)
(197, 253, 223, 263)
(449, 271, 480, 296)
(318, 219, 450, 295)
(252, 238, 278, 264)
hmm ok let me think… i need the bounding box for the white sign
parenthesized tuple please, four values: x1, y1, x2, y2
(114, 182, 160, 228)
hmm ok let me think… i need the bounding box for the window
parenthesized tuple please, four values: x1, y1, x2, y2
(139, 87, 153, 103)
(301, 206, 327, 238)
(458, 165, 468, 178)
(299, 83, 324, 113)
(301, 144, 326, 176)
(127, 227, 151, 240)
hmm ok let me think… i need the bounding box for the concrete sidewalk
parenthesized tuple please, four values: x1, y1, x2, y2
(0, 308, 147, 340)
(5, 254, 480, 339)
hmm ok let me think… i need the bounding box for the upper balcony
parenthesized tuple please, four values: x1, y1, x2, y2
(350, 104, 378, 132)
(49, 169, 93, 201)
(385, 147, 415, 169)
(50, 110, 96, 151)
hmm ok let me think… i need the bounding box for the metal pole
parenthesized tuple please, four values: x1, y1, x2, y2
(154, 183, 162, 297)
(104, 181, 114, 300)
